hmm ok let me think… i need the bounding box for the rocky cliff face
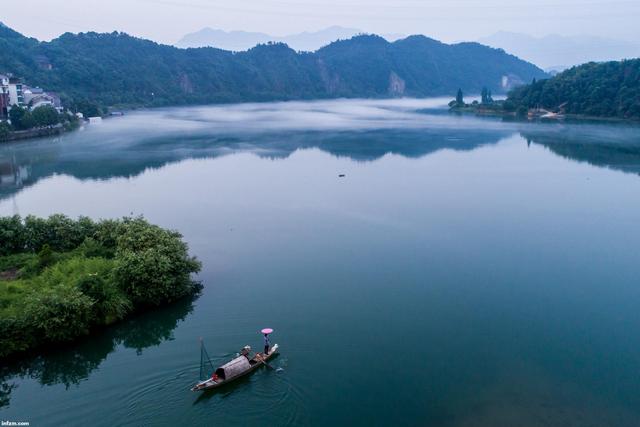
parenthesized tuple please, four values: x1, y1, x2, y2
(388, 72, 406, 96)
(179, 73, 194, 94)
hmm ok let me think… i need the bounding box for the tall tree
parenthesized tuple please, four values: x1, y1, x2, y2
(31, 105, 60, 127)
(456, 88, 464, 105)
(9, 106, 35, 130)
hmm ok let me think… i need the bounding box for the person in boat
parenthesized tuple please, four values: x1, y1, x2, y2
(240, 345, 251, 359)
(263, 333, 270, 355)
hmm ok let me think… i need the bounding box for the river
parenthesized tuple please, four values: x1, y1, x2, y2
(1, 98, 640, 426)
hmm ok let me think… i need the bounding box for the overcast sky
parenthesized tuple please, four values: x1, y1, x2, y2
(3, 0, 639, 44)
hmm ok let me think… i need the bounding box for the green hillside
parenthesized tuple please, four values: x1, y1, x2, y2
(0, 24, 546, 111)
(507, 59, 640, 119)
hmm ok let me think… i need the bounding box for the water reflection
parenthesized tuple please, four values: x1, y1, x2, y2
(2, 99, 640, 202)
(522, 125, 640, 175)
(0, 128, 511, 200)
(0, 293, 198, 409)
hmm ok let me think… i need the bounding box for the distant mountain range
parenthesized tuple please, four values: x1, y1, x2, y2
(0, 23, 545, 112)
(179, 28, 640, 70)
(175, 26, 405, 51)
(479, 32, 640, 70)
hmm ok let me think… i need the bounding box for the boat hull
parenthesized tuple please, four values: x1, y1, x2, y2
(191, 344, 279, 391)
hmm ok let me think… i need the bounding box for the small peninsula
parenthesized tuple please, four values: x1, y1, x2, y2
(450, 59, 640, 121)
(0, 215, 201, 359)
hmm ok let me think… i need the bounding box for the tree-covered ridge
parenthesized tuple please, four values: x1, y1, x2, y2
(507, 59, 640, 119)
(0, 215, 201, 359)
(0, 25, 546, 112)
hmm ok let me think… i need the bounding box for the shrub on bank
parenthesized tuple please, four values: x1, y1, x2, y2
(0, 121, 11, 142)
(0, 215, 201, 359)
(114, 218, 201, 306)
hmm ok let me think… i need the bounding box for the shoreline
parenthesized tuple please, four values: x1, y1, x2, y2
(3, 98, 640, 147)
(449, 105, 640, 125)
(2, 125, 67, 142)
(0, 286, 202, 363)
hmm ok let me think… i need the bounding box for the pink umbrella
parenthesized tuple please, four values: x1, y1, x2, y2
(261, 328, 274, 334)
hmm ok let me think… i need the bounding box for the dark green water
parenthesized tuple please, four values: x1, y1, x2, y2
(1, 98, 640, 426)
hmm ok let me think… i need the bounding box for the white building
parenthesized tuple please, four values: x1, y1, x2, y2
(0, 74, 9, 118)
(7, 77, 24, 107)
(22, 86, 44, 104)
(0, 74, 63, 116)
(23, 86, 61, 111)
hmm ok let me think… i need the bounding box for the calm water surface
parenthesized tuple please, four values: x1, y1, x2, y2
(1, 98, 640, 426)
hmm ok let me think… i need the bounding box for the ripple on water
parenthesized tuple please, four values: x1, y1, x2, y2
(117, 355, 308, 426)
(191, 357, 309, 426)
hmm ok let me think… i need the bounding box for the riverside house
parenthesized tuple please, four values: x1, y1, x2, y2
(7, 76, 24, 108)
(23, 86, 62, 111)
(0, 73, 62, 119)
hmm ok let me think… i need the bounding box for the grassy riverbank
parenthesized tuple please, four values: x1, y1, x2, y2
(0, 215, 201, 359)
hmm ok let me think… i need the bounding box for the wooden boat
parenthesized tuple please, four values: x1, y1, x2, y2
(191, 343, 279, 391)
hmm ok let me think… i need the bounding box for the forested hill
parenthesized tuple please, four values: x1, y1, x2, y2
(0, 23, 546, 110)
(507, 59, 640, 119)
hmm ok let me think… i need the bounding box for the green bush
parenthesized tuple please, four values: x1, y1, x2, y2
(114, 218, 201, 306)
(21, 287, 94, 343)
(93, 219, 121, 250)
(37, 244, 55, 270)
(78, 237, 115, 259)
(0, 121, 11, 141)
(76, 273, 131, 325)
(0, 216, 25, 255)
(31, 256, 114, 288)
(8, 106, 35, 131)
(31, 105, 60, 127)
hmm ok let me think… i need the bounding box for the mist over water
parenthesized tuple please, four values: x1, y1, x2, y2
(2, 99, 640, 426)
(97, 98, 495, 135)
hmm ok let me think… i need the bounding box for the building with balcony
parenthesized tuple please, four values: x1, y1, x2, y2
(8, 77, 25, 107)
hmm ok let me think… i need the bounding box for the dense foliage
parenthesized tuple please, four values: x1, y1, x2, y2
(1, 105, 77, 141)
(0, 23, 545, 111)
(506, 59, 640, 119)
(0, 121, 11, 140)
(31, 105, 61, 126)
(7, 105, 63, 131)
(0, 215, 201, 359)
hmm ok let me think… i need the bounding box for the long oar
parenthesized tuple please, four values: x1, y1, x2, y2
(257, 354, 275, 370)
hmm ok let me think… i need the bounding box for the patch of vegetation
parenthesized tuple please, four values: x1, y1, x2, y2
(3, 105, 77, 137)
(448, 87, 506, 116)
(0, 121, 12, 141)
(0, 215, 201, 359)
(506, 59, 640, 119)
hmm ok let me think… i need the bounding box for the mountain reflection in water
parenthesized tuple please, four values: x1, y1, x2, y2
(0, 128, 513, 201)
(2, 100, 640, 203)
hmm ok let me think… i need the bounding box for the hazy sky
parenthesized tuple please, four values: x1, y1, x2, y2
(3, 0, 639, 44)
